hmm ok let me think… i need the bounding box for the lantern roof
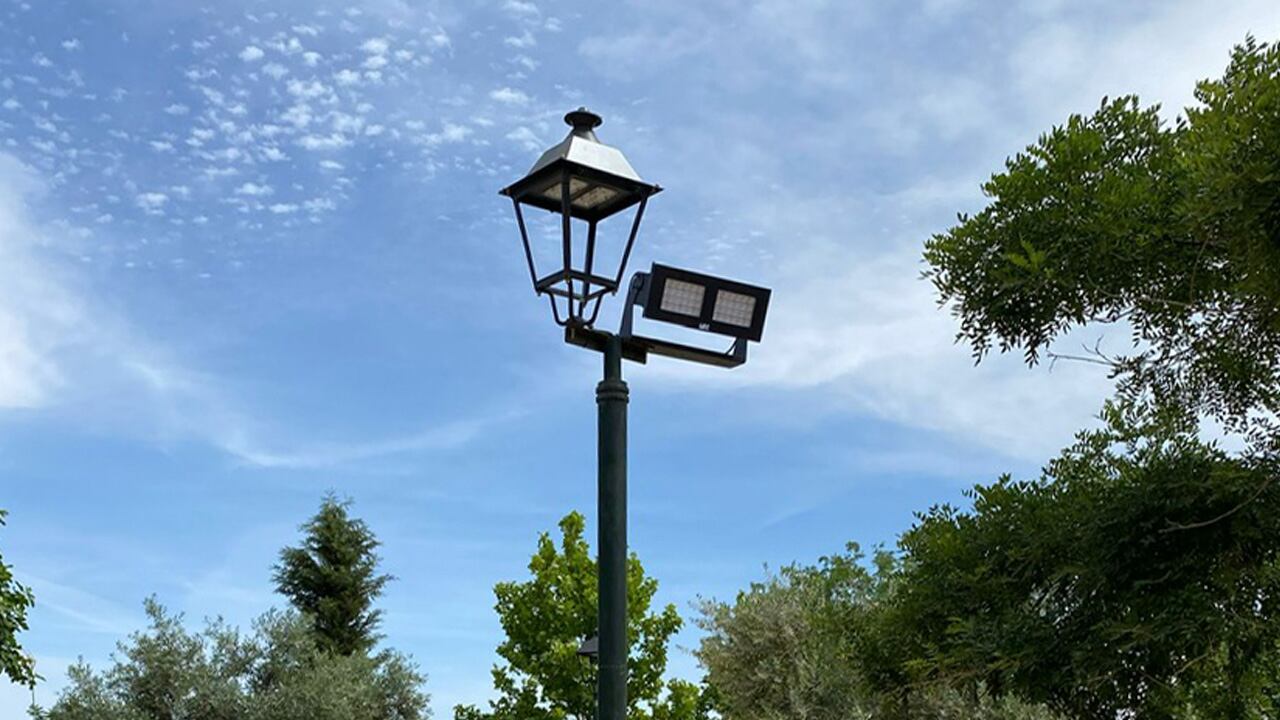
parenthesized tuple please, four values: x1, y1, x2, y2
(500, 108, 660, 222)
(524, 109, 646, 183)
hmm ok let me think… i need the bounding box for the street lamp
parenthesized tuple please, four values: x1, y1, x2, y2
(501, 108, 771, 720)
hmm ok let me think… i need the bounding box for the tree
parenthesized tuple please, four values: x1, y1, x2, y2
(922, 37, 1280, 457)
(697, 548, 1060, 720)
(36, 599, 429, 720)
(0, 509, 36, 688)
(274, 495, 391, 656)
(909, 37, 1280, 717)
(869, 401, 1280, 718)
(695, 548, 879, 720)
(454, 512, 710, 720)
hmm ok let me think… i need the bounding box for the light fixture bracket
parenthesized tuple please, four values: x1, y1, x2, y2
(618, 272, 749, 368)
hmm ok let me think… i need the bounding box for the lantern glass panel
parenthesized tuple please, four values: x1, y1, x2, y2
(540, 177, 590, 202)
(575, 185, 621, 209)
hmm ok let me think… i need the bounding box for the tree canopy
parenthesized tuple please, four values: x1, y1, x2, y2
(872, 402, 1280, 718)
(36, 600, 428, 720)
(923, 37, 1280, 454)
(899, 35, 1280, 719)
(274, 495, 392, 656)
(696, 547, 1061, 720)
(0, 509, 36, 688)
(454, 511, 711, 720)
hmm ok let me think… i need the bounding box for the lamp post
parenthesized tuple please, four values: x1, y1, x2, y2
(502, 108, 771, 720)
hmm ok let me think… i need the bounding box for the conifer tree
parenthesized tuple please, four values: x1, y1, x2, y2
(273, 495, 391, 656)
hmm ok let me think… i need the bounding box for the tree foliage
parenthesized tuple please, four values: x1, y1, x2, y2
(454, 512, 710, 720)
(872, 402, 1280, 718)
(923, 37, 1280, 451)
(906, 35, 1280, 719)
(274, 495, 392, 656)
(696, 548, 1061, 720)
(0, 509, 36, 688)
(35, 599, 428, 720)
(696, 548, 882, 720)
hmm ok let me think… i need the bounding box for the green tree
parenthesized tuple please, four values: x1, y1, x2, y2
(696, 547, 880, 720)
(36, 599, 429, 720)
(454, 512, 709, 720)
(274, 495, 391, 656)
(909, 36, 1280, 718)
(923, 37, 1280, 455)
(697, 548, 1060, 720)
(0, 509, 36, 688)
(872, 402, 1280, 718)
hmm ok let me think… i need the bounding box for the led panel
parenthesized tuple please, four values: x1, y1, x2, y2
(712, 290, 757, 328)
(658, 279, 706, 316)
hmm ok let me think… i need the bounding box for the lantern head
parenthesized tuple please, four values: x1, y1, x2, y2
(501, 108, 661, 327)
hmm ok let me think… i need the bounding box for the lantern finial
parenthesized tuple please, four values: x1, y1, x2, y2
(565, 107, 603, 139)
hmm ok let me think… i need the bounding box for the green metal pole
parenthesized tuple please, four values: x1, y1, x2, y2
(597, 333, 628, 720)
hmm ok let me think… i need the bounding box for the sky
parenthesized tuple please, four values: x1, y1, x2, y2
(1, 0, 1278, 715)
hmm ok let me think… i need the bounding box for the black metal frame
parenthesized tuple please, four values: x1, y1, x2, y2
(641, 263, 771, 342)
(505, 162, 657, 328)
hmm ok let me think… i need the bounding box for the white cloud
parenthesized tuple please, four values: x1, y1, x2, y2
(280, 103, 312, 129)
(360, 37, 390, 55)
(489, 86, 529, 105)
(505, 125, 541, 150)
(269, 36, 304, 55)
(61, 38, 81, 51)
(503, 0, 539, 16)
(262, 62, 289, 79)
(334, 69, 362, 86)
(135, 192, 168, 213)
(297, 133, 352, 150)
(303, 197, 336, 213)
(267, 203, 299, 214)
(238, 45, 265, 62)
(427, 122, 471, 144)
(1010, 0, 1280, 124)
(163, 103, 189, 115)
(221, 413, 521, 469)
(0, 157, 74, 407)
(331, 112, 364, 134)
(235, 182, 273, 197)
(503, 30, 536, 48)
(286, 78, 329, 100)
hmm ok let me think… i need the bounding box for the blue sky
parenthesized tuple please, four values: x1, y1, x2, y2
(1, 0, 1278, 715)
